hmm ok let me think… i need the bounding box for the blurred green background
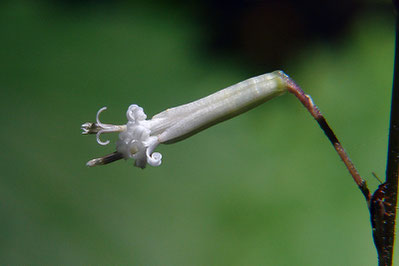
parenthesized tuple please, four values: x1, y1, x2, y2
(0, 0, 397, 265)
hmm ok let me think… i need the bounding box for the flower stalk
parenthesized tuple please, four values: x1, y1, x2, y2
(281, 75, 371, 202)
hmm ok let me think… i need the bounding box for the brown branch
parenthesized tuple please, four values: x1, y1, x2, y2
(279, 73, 371, 202)
(371, 1, 399, 264)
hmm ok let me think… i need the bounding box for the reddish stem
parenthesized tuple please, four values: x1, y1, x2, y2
(279, 72, 371, 202)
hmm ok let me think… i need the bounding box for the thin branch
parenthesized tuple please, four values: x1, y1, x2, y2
(280, 74, 371, 202)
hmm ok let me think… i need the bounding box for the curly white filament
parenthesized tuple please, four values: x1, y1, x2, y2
(95, 107, 111, 145)
(82, 71, 289, 168)
(81, 108, 126, 143)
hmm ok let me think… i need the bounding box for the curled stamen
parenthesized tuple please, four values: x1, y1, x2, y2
(95, 107, 111, 145)
(144, 138, 162, 166)
(96, 107, 108, 128)
(83, 106, 126, 145)
(81, 107, 126, 136)
(147, 151, 162, 166)
(96, 130, 110, 146)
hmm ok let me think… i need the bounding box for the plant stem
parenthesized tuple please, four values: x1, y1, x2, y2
(280, 73, 371, 202)
(372, 1, 399, 264)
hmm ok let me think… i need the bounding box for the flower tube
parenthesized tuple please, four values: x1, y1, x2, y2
(82, 70, 289, 168)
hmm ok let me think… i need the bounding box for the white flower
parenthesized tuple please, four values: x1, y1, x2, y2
(116, 105, 162, 168)
(82, 71, 288, 168)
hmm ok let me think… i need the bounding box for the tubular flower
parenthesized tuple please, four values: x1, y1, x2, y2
(82, 70, 289, 168)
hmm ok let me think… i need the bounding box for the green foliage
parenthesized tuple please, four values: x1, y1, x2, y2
(0, 2, 395, 265)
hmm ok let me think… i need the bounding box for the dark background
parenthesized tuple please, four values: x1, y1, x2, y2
(0, 0, 396, 265)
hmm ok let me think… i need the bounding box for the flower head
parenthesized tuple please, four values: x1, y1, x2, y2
(82, 71, 288, 168)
